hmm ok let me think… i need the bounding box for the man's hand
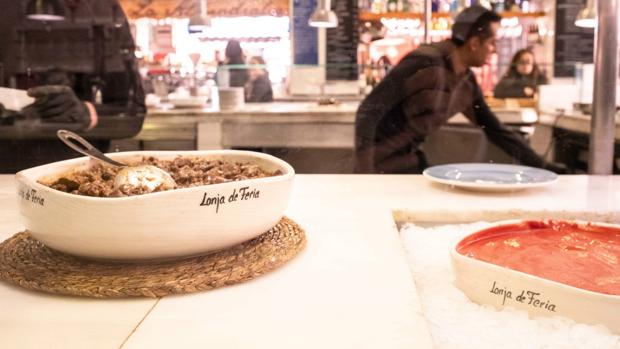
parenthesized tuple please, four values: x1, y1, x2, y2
(543, 161, 570, 174)
(24, 85, 90, 129)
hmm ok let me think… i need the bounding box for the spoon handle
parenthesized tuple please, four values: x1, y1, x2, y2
(57, 130, 126, 168)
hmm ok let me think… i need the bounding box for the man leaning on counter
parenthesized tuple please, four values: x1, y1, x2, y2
(354, 6, 565, 175)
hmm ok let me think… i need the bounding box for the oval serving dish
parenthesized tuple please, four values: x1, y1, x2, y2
(451, 219, 620, 334)
(16, 150, 294, 260)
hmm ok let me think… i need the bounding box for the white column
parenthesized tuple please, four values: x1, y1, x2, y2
(588, 0, 619, 174)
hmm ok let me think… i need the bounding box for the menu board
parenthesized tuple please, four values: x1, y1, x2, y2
(293, 0, 318, 65)
(326, 0, 359, 80)
(553, 0, 595, 77)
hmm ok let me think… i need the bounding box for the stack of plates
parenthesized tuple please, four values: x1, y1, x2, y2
(168, 96, 206, 109)
(218, 87, 245, 110)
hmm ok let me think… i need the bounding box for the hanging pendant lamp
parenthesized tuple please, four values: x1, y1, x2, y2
(309, 0, 338, 28)
(575, 0, 596, 28)
(26, 0, 66, 21)
(189, 0, 211, 33)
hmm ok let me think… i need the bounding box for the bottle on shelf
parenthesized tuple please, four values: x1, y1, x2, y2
(406, 0, 417, 12)
(450, 0, 461, 12)
(387, 0, 398, 12)
(520, 0, 531, 12)
(526, 0, 541, 12)
(371, 0, 386, 13)
(402, 0, 410, 12)
(358, 0, 370, 10)
(477, 0, 493, 9)
(440, 0, 452, 12)
(490, 0, 504, 12)
(504, 0, 518, 12)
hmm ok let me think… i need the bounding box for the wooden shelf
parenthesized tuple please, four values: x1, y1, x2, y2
(360, 12, 449, 21)
(359, 11, 546, 22)
(499, 11, 546, 18)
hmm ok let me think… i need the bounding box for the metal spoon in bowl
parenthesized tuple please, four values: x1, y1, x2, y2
(57, 130, 176, 194)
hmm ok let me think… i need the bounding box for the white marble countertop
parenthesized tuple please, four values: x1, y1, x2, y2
(138, 102, 538, 147)
(538, 109, 620, 139)
(147, 101, 536, 123)
(148, 101, 358, 119)
(1, 174, 618, 348)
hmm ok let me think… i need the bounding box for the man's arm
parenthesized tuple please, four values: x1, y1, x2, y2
(354, 55, 436, 173)
(468, 80, 547, 168)
(354, 69, 407, 173)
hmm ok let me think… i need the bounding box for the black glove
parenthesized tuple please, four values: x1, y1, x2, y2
(24, 85, 90, 129)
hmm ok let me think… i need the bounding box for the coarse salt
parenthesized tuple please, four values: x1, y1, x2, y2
(400, 222, 620, 349)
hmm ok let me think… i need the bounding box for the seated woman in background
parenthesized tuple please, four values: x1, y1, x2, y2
(245, 56, 273, 103)
(494, 49, 548, 98)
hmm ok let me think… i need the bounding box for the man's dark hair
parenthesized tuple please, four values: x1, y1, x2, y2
(451, 6, 501, 46)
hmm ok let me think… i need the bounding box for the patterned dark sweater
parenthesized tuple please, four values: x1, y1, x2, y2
(355, 40, 548, 174)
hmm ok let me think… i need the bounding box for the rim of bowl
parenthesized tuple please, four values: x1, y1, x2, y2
(16, 149, 295, 202)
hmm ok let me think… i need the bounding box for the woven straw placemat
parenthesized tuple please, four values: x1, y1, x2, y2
(0, 217, 305, 298)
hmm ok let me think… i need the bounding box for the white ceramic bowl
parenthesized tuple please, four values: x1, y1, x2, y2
(451, 219, 620, 334)
(217, 87, 245, 110)
(16, 150, 294, 260)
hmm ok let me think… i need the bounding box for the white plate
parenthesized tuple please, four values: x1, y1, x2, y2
(0, 87, 35, 110)
(423, 163, 558, 191)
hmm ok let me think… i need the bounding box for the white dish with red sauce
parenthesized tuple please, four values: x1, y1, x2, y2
(15, 150, 294, 260)
(451, 220, 620, 334)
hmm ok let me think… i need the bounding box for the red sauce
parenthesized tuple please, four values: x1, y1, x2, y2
(457, 221, 620, 296)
